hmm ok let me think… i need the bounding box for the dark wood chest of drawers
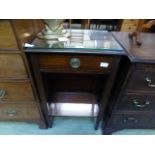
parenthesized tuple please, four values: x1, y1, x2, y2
(103, 62, 155, 134)
(103, 32, 155, 134)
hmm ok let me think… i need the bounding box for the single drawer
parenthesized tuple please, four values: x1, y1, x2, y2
(0, 54, 28, 79)
(0, 20, 18, 50)
(38, 54, 113, 74)
(116, 95, 155, 111)
(109, 114, 155, 128)
(126, 69, 155, 92)
(0, 103, 40, 120)
(0, 81, 35, 102)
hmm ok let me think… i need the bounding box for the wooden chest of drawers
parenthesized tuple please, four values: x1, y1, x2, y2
(103, 32, 155, 134)
(0, 20, 18, 50)
(0, 20, 44, 127)
(0, 54, 28, 79)
(104, 61, 155, 134)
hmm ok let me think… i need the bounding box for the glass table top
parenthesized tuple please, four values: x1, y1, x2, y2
(25, 29, 123, 52)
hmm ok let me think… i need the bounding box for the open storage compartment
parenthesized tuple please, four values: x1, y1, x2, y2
(42, 73, 108, 117)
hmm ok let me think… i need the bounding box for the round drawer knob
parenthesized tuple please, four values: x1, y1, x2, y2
(69, 58, 81, 69)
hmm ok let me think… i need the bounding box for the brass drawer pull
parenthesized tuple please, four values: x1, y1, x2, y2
(69, 58, 81, 69)
(123, 117, 138, 123)
(5, 109, 17, 117)
(133, 99, 150, 108)
(145, 77, 155, 88)
(0, 89, 6, 100)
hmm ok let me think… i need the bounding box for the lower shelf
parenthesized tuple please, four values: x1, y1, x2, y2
(48, 92, 99, 117)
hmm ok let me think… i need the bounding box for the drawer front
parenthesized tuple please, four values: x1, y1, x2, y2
(0, 54, 28, 79)
(126, 70, 155, 92)
(109, 114, 155, 128)
(0, 20, 18, 50)
(0, 103, 40, 120)
(116, 95, 155, 111)
(0, 81, 35, 102)
(38, 54, 113, 74)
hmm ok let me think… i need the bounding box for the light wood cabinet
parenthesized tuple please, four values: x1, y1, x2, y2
(0, 20, 44, 127)
(0, 20, 18, 50)
(0, 54, 28, 79)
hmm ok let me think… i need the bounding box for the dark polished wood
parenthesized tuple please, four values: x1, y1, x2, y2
(125, 66, 155, 93)
(28, 52, 122, 130)
(107, 113, 155, 128)
(49, 92, 99, 117)
(104, 61, 155, 134)
(38, 54, 113, 74)
(95, 56, 121, 129)
(115, 94, 155, 112)
(113, 32, 155, 63)
(43, 73, 106, 93)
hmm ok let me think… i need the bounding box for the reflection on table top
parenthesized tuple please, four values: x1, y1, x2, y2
(25, 30, 124, 53)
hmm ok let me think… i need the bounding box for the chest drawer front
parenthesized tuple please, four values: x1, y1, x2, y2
(38, 54, 113, 74)
(126, 69, 155, 92)
(0, 54, 28, 79)
(109, 114, 155, 128)
(0, 81, 35, 102)
(116, 95, 155, 111)
(0, 103, 40, 120)
(0, 20, 18, 50)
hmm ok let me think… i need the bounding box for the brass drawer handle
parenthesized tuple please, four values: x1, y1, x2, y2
(123, 117, 138, 123)
(145, 77, 155, 88)
(69, 58, 81, 69)
(133, 99, 150, 108)
(0, 89, 6, 100)
(4, 109, 17, 117)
